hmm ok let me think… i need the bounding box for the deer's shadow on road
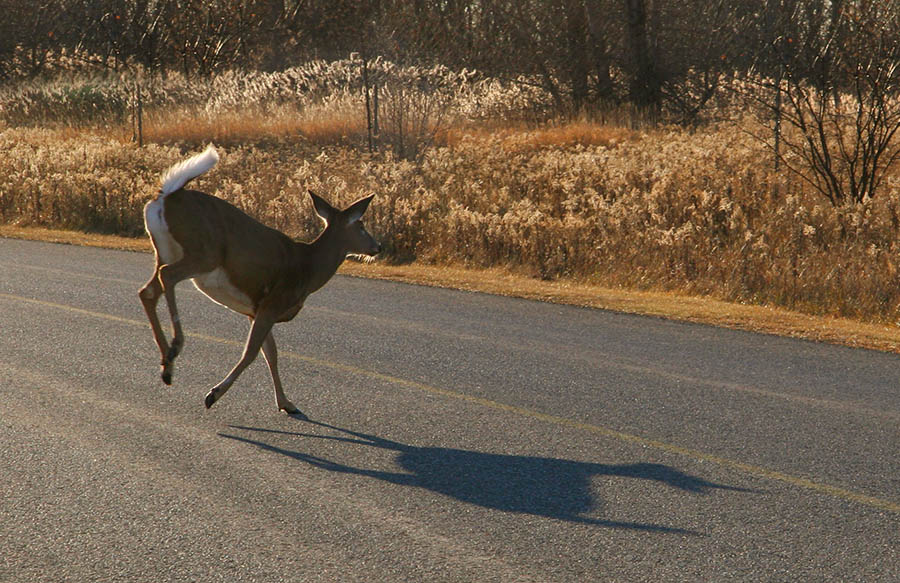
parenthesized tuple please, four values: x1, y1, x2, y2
(220, 421, 753, 535)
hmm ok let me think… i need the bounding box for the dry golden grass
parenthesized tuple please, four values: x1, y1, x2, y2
(137, 106, 367, 148)
(0, 224, 151, 252)
(439, 122, 637, 152)
(4, 110, 900, 325)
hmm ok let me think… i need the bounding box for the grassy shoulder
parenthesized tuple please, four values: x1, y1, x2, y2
(5, 224, 900, 355)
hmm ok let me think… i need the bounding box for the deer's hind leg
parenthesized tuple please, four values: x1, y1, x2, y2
(139, 260, 175, 384)
(154, 254, 217, 383)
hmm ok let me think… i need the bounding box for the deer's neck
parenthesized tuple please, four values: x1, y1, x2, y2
(297, 231, 346, 295)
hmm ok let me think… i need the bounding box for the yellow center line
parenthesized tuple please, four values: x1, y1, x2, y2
(0, 260, 142, 286)
(2, 291, 898, 514)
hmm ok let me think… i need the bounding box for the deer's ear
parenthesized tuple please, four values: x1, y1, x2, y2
(344, 194, 374, 224)
(308, 190, 337, 223)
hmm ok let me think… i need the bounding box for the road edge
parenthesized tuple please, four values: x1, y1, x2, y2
(4, 224, 900, 355)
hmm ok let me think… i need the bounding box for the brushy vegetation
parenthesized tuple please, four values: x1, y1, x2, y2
(3, 62, 900, 325)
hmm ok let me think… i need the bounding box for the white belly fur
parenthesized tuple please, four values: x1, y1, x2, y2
(144, 198, 184, 264)
(192, 268, 255, 315)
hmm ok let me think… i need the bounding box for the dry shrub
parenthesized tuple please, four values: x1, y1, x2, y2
(360, 124, 900, 322)
(0, 129, 171, 235)
(140, 104, 366, 148)
(0, 59, 548, 132)
(440, 122, 636, 152)
(4, 120, 900, 323)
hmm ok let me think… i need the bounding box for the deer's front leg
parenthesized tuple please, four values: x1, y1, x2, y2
(205, 314, 275, 409)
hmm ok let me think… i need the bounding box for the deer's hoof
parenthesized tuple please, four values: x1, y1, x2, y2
(160, 366, 172, 385)
(204, 390, 218, 409)
(281, 403, 306, 419)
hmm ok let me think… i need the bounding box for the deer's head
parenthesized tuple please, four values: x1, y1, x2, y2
(309, 190, 381, 258)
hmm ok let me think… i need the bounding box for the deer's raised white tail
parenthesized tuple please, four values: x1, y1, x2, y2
(139, 145, 381, 415)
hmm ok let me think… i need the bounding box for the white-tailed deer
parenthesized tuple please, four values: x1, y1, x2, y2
(139, 144, 380, 415)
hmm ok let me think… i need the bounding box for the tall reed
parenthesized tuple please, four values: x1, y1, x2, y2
(3, 123, 900, 322)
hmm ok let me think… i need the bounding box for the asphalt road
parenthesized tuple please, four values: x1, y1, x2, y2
(1, 237, 898, 582)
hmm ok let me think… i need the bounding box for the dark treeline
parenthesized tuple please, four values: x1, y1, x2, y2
(1, 1, 899, 122)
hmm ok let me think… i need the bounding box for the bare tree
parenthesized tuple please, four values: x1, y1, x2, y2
(112, 0, 173, 72)
(0, 0, 72, 77)
(747, 0, 900, 205)
(168, 0, 261, 75)
(657, 0, 753, 125)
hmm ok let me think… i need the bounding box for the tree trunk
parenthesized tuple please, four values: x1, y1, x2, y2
(565, 0, 590, 114)
(583, 0, 615, 100)
(623, 0, 661, 112)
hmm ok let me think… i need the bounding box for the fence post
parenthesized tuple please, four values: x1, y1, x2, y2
(362, 56, 374, 153)
(132, 80, 143, 148)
